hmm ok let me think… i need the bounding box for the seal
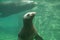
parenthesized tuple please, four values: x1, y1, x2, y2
(18, 12, 43, 40)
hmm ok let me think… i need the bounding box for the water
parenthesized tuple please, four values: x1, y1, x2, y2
(0, 0, 60, 40)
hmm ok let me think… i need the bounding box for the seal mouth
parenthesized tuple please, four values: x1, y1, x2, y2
(30, 12, 36, 16)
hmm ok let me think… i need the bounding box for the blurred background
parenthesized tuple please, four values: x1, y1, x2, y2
(0, 0, 60, 40)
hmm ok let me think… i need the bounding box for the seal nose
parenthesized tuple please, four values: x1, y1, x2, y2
(29, 12, 36, 16)
(31, 12, 36, 16)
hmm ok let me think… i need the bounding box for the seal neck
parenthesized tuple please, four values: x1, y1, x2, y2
(23, 20, 33, 28)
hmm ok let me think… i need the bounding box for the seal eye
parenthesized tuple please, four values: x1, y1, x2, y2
(27, 14, 30, 16)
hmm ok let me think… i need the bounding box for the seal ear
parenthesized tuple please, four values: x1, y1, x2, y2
(35, 34, 43, 40)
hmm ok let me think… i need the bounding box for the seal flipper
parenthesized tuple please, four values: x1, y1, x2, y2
(35, 34, 43, 40)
